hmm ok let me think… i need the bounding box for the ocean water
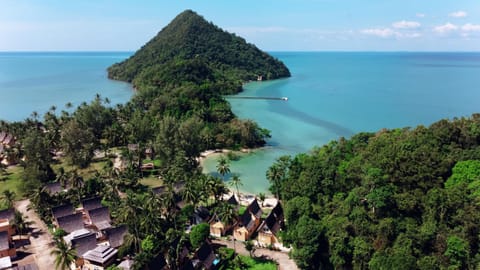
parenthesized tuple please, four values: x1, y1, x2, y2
(202, 52, 480, 194)
(1, 52, 480, 195)
(0, 52, 133, 121)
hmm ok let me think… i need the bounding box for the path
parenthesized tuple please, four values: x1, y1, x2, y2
(212, 239, 298, 270)
(14, 199, 56, 270)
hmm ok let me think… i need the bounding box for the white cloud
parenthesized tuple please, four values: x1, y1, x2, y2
(461, 23, 480, 32)
(361, 28, 396, 38)
(433, 22, 458, 34)
(416, 13, 426, 18)
(392, 20, 421, 29)
(361, 28, 421, 39)
(449, 11, 467, 18)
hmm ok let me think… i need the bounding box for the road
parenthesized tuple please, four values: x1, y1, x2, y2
(212, 239, 298, 270)
(14, 199, 56, 270)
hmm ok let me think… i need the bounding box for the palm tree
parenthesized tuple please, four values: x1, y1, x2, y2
(266, 164, 283, 199)
(216, 202, 236, 226)
(1, 190, 15, 208)
(258, 193, 266, 207)
(182, 180, 198, 207)
(216, 156, 230, 179)
(14, 211, 34, 245)
(229, 174, 243, 198)
(51, 240, 76, 270)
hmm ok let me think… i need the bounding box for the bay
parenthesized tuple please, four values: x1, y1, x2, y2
(202, 52, 480, 194)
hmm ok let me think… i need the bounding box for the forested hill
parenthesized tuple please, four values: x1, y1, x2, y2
(108, 9, 290, 93)
(268, 115, 480, 269)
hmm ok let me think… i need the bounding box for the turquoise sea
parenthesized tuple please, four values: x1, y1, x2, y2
(1, 52, 480, 194)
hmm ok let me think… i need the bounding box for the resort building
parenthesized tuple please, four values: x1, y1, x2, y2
(233, 199, 262, 241)
(0, 209, 15, 237)
(257, 202, 284, 246)
(192, 242, 216, 270)
(82, 245, 118, 270)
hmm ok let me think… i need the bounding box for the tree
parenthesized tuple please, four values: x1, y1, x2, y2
(189, 223, 210, 249)
(244, 240, 255, 257)
(51, 240, 76, 270)
(1, 190, 15, 208)
(266, 164, 283, 199)
(216, 156, 230, 179)
(14, 210, 33, 239)
(60, 120, 98, 168)
(229, 174, 243, 197)
(258, 193, 266, 207)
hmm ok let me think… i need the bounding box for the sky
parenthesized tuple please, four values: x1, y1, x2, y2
(1, 0, 479, 51)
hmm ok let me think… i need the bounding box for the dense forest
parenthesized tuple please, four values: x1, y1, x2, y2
(267, 115, 480, 269)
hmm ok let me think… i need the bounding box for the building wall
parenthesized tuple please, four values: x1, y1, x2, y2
(0, 248, 16, 259)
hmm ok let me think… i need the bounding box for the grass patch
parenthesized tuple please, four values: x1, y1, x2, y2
(240, 255, 277, 270)
(0, 166, 24, 199)
(238, 205, 247, 215)
(142, 159, 162, 167)
(51, 159, 109, 180)
(140, 176, 164, 188)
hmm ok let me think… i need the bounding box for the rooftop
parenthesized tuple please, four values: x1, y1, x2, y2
(0, 231, 9, 251)
(104, 225, 128, 248)
(82, 197, 103, 212)
(0, 208, 15, 222)
(83, 245, 118, 264)
(57, 213, 84, 233)
(71, 232, 96, 257)
(52, 204, 74, 220)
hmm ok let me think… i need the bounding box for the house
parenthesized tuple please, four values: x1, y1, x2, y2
(52, 204, 74, 224)
(209, 213, 236, 238)
(192, 206, 210, 225)
(0, 256, 12, 270)
(104, 225, 128, 249)
(247, 199, 262, 219)
(226, 194, 239, 208)
(0, 231, 15, 259)
(257, 203, 284, 246)
(71, 232, 97, 267)
(0, 209, 15, 236)
(83, 245, 118, 270)
(118, 258, 134, 270)
(192, 242, 216, 270)
(82, 197, 103, 212)
(57, 213, 84, 234)
(88, 207, 111, 231)
(233, 199, 262, 241)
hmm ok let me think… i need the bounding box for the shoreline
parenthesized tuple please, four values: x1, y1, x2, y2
(198, 148, 275, 198)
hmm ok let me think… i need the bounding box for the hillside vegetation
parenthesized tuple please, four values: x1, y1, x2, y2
(268, 115, 480, 269)
(108, 9, 290, 93)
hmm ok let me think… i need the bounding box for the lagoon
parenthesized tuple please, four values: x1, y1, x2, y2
(202, 52, 480, 194)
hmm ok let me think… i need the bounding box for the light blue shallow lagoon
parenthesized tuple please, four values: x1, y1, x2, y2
(1, 52, 480, 194)
(203, 52, 480, 194)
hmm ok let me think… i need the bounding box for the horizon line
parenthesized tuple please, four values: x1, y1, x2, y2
(1, 50, 480, 53)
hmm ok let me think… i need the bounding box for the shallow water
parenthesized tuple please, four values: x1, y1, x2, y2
(203, 52, 480, 194)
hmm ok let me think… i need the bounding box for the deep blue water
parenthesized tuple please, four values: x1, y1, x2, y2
(1, 52, 480, 194)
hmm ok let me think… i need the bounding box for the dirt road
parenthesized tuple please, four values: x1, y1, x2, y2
(15, 199, 56, 270)
(212, 239, 298, 270)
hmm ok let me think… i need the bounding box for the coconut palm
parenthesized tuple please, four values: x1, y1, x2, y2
(14, 211, 34, 245)
(216, 156, 230, 179)
(51, 240, 76, 270)
(229, 174, 243, 198)
(1, 190, 15, 208)
(266, 164, 283, 199)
